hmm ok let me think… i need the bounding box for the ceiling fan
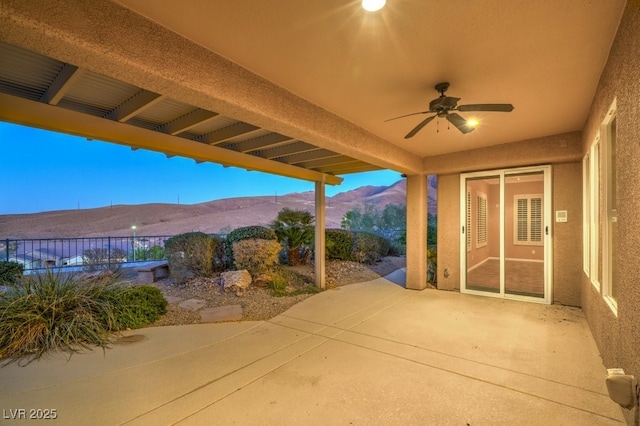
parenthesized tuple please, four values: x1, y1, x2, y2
(386, 82, 514, 138)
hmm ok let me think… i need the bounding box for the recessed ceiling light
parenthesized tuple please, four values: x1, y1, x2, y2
(362, 0, 386, 12)
(467, 119, 479, 128)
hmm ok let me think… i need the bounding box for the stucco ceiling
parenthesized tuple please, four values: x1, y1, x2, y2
(0, 0, 627, 183)
(114, 0, 625, 157)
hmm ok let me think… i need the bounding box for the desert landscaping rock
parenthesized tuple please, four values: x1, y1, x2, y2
(200, 305, 243, 323)
(221, 270, 252, 293)
(149, 256, 407, 327)
(178, 298, 207, 312)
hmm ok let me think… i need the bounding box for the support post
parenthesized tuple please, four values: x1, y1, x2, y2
(406, 174, 428, 290)
(314, 181, 326, 289)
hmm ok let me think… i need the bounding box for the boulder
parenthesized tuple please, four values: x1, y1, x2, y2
(221, 270, 252, 296)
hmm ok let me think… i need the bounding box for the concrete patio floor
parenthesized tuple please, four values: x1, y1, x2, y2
(0, 271, 625, 425)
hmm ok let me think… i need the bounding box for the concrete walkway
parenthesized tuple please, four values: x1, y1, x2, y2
(0, 272, 625, 425)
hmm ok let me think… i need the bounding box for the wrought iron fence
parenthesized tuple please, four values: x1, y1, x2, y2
(1, 235, 174, 272)
(2, 231, 437, 284)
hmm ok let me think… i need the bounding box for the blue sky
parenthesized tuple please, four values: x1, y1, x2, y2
(0, 122, 403, 215)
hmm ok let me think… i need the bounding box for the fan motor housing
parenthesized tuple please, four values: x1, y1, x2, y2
(429, 96, 459, 112)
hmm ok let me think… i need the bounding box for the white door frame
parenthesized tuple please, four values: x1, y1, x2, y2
(459, 165, 553, 304)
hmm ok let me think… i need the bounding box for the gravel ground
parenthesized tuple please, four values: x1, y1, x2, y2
(149, 256, 406, 326)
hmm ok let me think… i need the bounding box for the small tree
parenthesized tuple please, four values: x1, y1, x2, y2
(340, 209, 362, 230)
(341, 203, 406, 232)
(271, 208, 315, 266)
(380, 204, 406, 230)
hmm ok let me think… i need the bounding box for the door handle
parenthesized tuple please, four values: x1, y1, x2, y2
(545, 226, 549, 235)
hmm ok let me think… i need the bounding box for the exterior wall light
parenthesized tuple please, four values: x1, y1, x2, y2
(606, 369, 638, 410)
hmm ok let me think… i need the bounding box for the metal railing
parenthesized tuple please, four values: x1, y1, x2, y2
(1, 235, 173, 272)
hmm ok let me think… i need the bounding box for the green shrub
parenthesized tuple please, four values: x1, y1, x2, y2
(227, 225, 277, 243)
(133, 245, 166, 261)
(232, 239, 282, 277)
(0, 270, 121, 364)
(165, 232, 224, 282)
(388, 230, 406, 256)
(109, 285, 167, 330)
(325, 229, 354, 260)
(0, 261, 24, 286)
(226, 226, 277, 267)
(210, 235, 227, 272)
(379, 237, 391, 258)
(83, 248, 127, 272)
(351, 232, 390, 264)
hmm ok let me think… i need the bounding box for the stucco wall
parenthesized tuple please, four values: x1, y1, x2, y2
(437, 164, 582, 305)
(425, 132, 582, 175)
(579, 2, 640, 424)
(436, 174, 460, 291)
(552, 162, 582, 306)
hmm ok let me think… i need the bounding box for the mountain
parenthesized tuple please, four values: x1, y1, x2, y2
(0, 178, 437, 239)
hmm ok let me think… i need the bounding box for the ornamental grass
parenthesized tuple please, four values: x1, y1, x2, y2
(0, 270, 165, 366)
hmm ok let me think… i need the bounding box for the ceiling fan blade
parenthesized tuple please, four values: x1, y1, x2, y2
(457, 103, 514, 112)
(446, 113, 475, 134)
(385, 110, 431, 122)
(405, 115, 436, 139)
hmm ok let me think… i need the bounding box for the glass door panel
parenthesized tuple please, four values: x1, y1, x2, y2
(465, 176, 501, 294)
(461, 166, 551, 304)
(504, 172, 545, 298)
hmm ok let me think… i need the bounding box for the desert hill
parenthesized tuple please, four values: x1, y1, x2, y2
(0, 178, 437, 239)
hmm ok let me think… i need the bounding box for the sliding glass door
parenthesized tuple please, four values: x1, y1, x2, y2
(461, 166, 552, 304)
(463, 175, 500, 294)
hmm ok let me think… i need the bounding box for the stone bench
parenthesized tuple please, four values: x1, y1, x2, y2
(136, 261, 169, 284)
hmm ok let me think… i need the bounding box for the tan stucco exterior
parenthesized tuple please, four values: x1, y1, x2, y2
(405, 174, 428, 290)
(551, 162, 583, 306)
(436, 174, 461, 292)
(579, 2, 640, 424)
(435, 3, 639, 422)
(0, 1, 638, 421)
(424, 132, 582, 175)
(434, 159, 582, 305)
(0, 0, 423, 177)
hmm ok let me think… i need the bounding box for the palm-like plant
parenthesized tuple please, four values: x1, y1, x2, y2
(271, 208, 315, 265)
